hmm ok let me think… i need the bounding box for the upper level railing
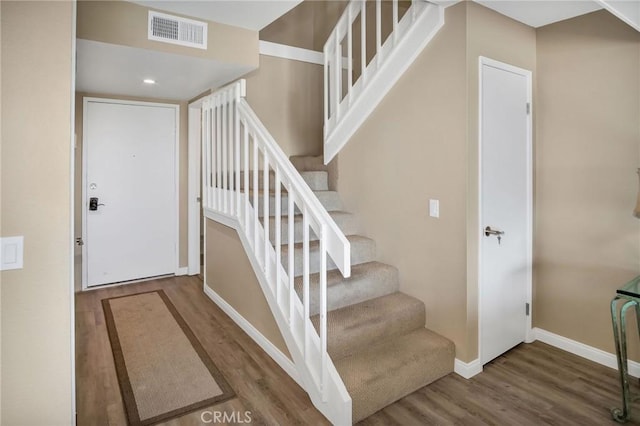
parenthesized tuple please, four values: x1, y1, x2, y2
(323, 0, 442, 162)
(201, 79, 351, 406)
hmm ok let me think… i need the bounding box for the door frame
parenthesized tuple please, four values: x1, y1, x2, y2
(81, 97, 180, 290)
(477, 56, 534, 364)
(187, 99, 203, 275)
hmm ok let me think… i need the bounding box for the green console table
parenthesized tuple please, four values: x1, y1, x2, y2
(611, 276, 640, 422)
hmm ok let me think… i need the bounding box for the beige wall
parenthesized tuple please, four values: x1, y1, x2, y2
(74, 93, 189, 291)
(205, 219, 290, 358)
(245, 55, 324, 157)
(335, 2, 536, 362)
(1, 1, 74, 424)
(337, 2, 470, 360)
(77, 0, 258, 68)
(535, 10, 640, 359)
(260, 0, 348, 51)
(465, 1, 537, 361)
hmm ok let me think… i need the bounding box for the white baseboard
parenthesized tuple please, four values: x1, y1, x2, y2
(175, 267, 188, 276)
(202, 284, 303, 387)
(533, 327, 640, 378)
(454, 358, 483, 379)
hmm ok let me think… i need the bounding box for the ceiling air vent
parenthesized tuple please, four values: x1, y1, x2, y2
(148, 11, 207, 50)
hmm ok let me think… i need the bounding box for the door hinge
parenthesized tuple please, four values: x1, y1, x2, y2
(525, 302, 530, 316)
(526, 102, 531, 115)
(75, 237, 84, 246)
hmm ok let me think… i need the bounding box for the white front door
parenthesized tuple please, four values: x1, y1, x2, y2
(479, 57, 532, 365)
(83, 99, 178, 288)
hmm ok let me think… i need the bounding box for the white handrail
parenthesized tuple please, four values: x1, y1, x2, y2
(201, 79, 351, 405)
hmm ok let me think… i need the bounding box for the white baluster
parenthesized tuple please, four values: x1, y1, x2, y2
(235, 91, 241, 220)
(222, 94, 228, 214)
(376, 0, 382, 66)
(303, 207, 309, 360)
(216, 100, 222, 210)
(243, 123, 249, 231)
(275, 168, 281, 304)
(323, 46, 329, 124)
(319, 224, 328, 402)
(288, 187, 295, 325)
(393, 0, 398, 44)
(361, 0, 367, 84)
(263, 155, 270, 277)
(347, 6, 353, 103)
(334, 32, 340, 121)
(253, 136, 259, 252)
(228, 97, 234, 216)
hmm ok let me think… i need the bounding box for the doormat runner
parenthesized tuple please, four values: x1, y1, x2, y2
(102, 290, 235, 425)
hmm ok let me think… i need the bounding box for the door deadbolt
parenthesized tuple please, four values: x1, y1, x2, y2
(89, 197, 105, 211)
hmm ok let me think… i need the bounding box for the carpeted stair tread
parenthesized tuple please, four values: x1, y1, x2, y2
(296, 261, 399, 316)
(335, 328, 455, 422)
(311, 292, 426, 360)
(268, 211, 357, 244)
(282, 235, 376, 277)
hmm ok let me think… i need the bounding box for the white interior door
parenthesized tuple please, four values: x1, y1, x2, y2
(83, 99, 177, 288)
(479, 58, 532, 365)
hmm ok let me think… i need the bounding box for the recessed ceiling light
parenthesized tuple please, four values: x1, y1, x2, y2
(143, 79, 156, 85)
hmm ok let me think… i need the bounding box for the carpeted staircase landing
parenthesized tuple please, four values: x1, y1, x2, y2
(275, 155, 456, 423)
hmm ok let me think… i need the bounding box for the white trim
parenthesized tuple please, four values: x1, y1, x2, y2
(259, 40, 323, 65)
(70, 1, 77, 422)
(175, 267, 188, 276)
(533, 328, 640, 378)
(187, 104, 201, 276)
(81, 98, 180, 290)
(202, 284, 303, 387)
(454, 358, 483, 379)
(478, 57, 533, 365)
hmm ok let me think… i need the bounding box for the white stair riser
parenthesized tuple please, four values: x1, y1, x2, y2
(252, 192, 343, 217)
(239, 170, 329, 191)
(283, 238, 376, 277)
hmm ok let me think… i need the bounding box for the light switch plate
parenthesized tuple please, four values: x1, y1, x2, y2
(429, 199, 439, 218)
(1, 236, 24, 271)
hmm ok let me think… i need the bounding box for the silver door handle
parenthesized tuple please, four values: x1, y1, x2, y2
(484, 226, 504, 237)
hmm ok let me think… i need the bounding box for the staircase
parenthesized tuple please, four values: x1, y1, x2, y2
(290, 155, 454, 422)
(201, 0, 453, 423)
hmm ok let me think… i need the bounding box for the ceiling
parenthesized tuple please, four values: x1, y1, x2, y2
(130, 0, 302, 31)
(473, 0, 604, 27)
(76, 39, 255, 101)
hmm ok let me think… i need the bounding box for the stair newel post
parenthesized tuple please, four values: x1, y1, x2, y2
(201, 102, 209, 211)
(288, 187, 295, 325)
(302, 207, 310, 360)
(234, 86, 241, 219)
(215, 97, 222, 210)
(243, 122, 249, 232)
(323, 44, 329, 128)
(263, 155, 270, 278)
(275, 167, 282, 304)
(252, 134, 259, 252)
(319, 223, 328, 403)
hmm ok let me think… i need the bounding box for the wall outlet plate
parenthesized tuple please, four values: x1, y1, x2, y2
(1, 236, 24, 271)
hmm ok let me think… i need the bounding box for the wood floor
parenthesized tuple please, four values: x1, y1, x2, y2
(76, 276, 640, 425)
